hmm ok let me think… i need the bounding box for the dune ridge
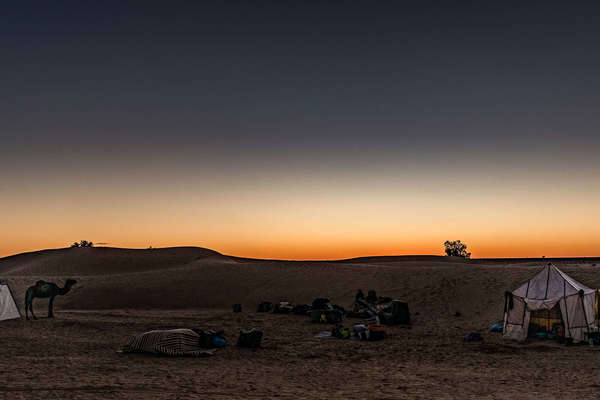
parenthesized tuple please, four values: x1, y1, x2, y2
(1, 246, 599, 319)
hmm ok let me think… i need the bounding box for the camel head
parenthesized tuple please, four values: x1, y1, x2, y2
(65, 279, 77, 288)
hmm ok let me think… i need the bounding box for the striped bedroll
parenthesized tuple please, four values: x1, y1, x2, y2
(122, 329, 216, 357)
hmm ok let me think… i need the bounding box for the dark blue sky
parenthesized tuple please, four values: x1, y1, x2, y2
(3, 1, 599, 163)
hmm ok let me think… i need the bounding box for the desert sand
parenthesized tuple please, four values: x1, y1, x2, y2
(1, 247, 600, 399)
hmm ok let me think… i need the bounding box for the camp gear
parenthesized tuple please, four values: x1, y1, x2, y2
(292, 304, 311, 315)
(339, 327, 350, 339)
(273, 301, 294, 314)
(212, 336, 227, 348)
(346, 310, 371, 319)
(237, 329, 263, 348)
(378, 300, 411, 326)
(311, 298, 330, 310)
(332, 304, 346, 314)
(367, 324, 386, 341)
(355, 289, 365, 302)
(309, 309, 325, 323)
(309, 308, 343, 324)
(584, 332, 600, 346)
(331, 325, 350, 339)
(353, 324, 368, 340)
(232, 304, 242, 313)
(503, 263, 597, 343)
(257, 301, 273, 312)
(490, 323, 503, 332)
(122, 329, 217, 357)
(325, 310, 343, 323)
(195, 329, 214, 347)
(366, 290, 377, 304)
(462, 332, 483, 342)
(194, 329, 226, 348)
(353, 298, 381, 319)
(0, 284, 20, 321)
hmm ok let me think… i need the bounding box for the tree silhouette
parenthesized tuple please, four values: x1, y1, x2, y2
(444, 240, 471, 258)
(72, 240, 93, 248)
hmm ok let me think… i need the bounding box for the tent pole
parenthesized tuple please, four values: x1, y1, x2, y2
(544, 264, 550, 300)
(503, 293, 508, 331)
(563, 280, 572, 339)
(579, 291, 591, 342)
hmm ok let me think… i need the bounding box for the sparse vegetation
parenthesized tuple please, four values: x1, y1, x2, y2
(71, 240, 94, 248)
(444, 240, 471, 259)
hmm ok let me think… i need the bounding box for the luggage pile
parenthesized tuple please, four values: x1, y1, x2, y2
(317, 323, 387, 341)
(308, 298, 344, 324)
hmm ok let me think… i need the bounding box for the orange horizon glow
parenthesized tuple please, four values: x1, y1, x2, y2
(2, 158, 599, 261)
(3, 237, 599, 261)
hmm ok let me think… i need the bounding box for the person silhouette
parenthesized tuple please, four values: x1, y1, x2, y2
(355, 289, 365, 302)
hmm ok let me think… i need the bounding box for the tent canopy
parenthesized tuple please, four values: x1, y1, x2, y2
(512, 263, 594, 300)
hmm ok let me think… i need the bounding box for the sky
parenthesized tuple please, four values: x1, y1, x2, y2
(1, 1, 599, 259)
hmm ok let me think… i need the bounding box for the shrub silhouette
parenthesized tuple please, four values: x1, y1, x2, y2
(444, 240, 471, 259)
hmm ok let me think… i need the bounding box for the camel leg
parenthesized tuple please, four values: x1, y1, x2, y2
(30, 300, 37, 320)
(25, 289, 31, 320)
(48, 296, 54, 318)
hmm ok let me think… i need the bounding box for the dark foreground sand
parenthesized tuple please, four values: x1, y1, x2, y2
(1, 247, 600, 399)
(3, 309, 600, 399)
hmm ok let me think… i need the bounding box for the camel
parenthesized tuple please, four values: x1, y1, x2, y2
(24, 279, 77, 320)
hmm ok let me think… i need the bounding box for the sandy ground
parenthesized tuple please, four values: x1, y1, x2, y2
(1, 247, 600, 399)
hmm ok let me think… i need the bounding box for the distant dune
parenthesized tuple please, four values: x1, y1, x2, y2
(1, 247, 599, 321)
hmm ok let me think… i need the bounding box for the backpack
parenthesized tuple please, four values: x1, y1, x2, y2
(257, 302, 273, 312)
(292, 304, 311, 315)
(237, 329, 263, 348)
(311, 298, 330, 310)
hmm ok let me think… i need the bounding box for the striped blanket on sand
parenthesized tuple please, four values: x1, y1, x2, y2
(121, 329, 216, 357)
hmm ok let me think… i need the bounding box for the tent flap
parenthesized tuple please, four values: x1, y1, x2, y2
(0, 285, 21, 321)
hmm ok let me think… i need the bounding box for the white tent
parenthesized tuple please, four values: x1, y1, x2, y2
(503, 263, 597, 342)
(0, 284, 20, 321)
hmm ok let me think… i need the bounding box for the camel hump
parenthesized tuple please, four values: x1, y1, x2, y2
(35, 280, 47, 287)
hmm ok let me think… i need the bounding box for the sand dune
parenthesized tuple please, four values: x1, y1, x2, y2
(2, 246, 599, 320)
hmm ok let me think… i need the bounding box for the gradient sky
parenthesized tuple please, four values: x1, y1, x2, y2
(2, 1, 599, 259)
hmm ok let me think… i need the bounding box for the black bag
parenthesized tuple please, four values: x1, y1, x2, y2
(237, 329, 263, 348)
(273, 302, 293, 314)
(292, 304, 311, 315)
(311, 298, 330, 310)
(194, 329, 226, 348)
(257, 302, 273, 312)
(325, 310, 343, 323)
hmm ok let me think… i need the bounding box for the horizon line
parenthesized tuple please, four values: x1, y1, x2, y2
(1, 245, 599, 263)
